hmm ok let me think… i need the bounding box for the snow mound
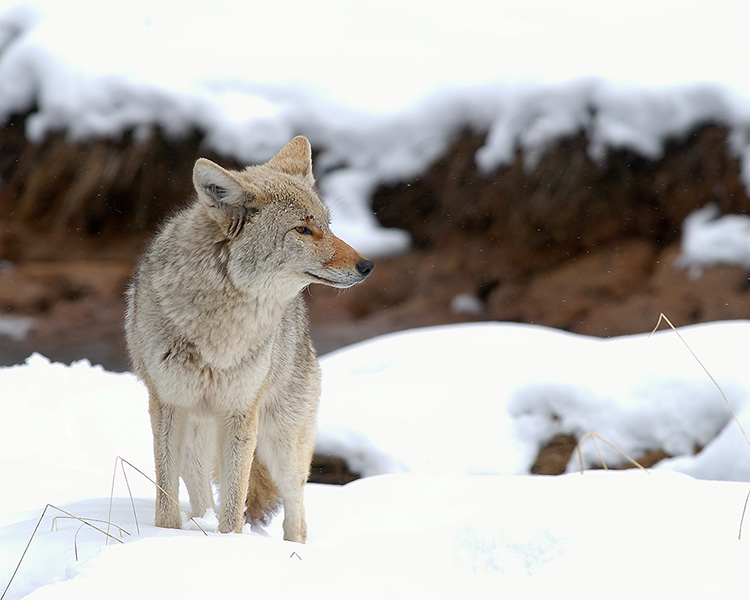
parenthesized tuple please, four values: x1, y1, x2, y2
(678, 204, 750, 273)
(317, 321, 750, 478)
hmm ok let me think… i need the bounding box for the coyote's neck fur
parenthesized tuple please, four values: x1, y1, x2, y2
(149, 209, 305, 370)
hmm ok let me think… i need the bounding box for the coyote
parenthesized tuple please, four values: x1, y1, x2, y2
(124, 136, 373, 542)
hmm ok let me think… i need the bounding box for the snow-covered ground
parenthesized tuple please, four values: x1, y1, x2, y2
(3, 319, 750, 599)
(2, 0, 750, 255)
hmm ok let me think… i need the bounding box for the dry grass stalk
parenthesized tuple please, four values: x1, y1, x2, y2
(1, 504, 125, 600)
(575, 431, 648, 474)
(107, 455, 208, 539)
(650, 312, 749, 445)
(2, 456, 209, 599)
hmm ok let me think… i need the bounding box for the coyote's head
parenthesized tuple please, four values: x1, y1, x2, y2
(191, 136, 373, 295)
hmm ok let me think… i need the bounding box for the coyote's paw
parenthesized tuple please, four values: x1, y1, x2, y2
(155, 507, 182, 530)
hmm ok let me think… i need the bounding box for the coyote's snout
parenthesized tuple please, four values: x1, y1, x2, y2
(125, 136, 373, 542)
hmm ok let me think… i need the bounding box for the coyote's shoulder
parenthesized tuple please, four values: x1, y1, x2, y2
(125, 136, 373, 542)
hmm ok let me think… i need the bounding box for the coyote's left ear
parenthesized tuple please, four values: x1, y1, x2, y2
(193, 158, 258, 238)
(265, 136, 315, 185)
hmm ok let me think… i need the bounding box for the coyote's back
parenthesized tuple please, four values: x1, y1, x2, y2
(125, 136, 373, 542)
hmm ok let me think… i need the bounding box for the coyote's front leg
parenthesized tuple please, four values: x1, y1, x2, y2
(149, 390, 184, 530)
(218, 409, 260, 533)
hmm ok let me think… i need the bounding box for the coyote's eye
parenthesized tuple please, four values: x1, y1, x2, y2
(294, 226, 313, 235)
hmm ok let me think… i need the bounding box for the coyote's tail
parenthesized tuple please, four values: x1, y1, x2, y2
(245, 459, 282, 525)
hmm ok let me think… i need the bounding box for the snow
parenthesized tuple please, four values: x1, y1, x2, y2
(0, 316, 33, 341)
(4, 320, 750, 598)
(316, 321, 750, 479)
(678, 204, 750, 273)
(3, 1, 750, 256)
(7, 472, 750, 600)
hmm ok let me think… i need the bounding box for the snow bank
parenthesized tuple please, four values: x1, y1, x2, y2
(678, 204, 750, 273)
(0, 354, 153, 516)
(3, 1, 750, 256)
(317, 321, 750, 479)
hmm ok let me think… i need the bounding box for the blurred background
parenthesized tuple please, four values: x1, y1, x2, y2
(2, 0, 750, 371)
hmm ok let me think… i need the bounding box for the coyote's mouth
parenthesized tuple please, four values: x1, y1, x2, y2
(304, 271, 335, 284)
(304, 270, 362, 288)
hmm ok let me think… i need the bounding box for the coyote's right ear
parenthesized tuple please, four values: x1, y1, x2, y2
(193, 158, 258, 238)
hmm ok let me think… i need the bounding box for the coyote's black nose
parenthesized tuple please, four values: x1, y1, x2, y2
(356, 259, 375, 277)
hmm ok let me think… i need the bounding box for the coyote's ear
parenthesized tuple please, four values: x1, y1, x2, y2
(193, 158, 244, 205)
(265, 136, 315, 185)
(193, 158, 258, 238)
